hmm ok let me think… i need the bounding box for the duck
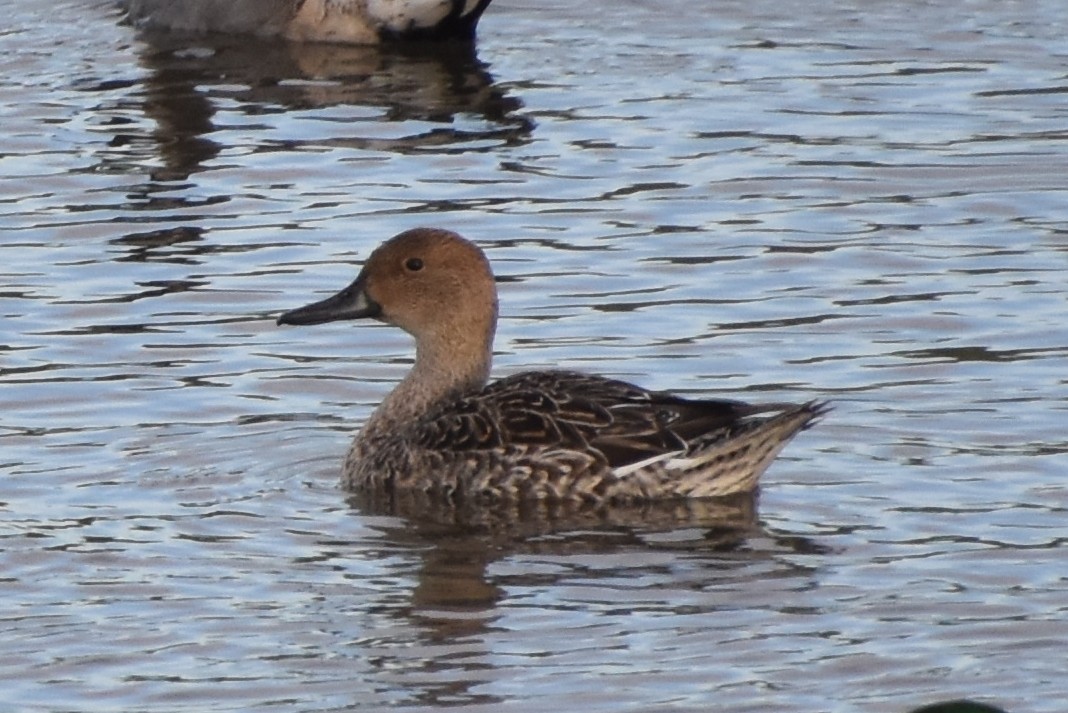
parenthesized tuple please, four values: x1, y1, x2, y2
(277, 228, 828, 503)
(908, 702, 1008, 713)
(119, 0, 495, 44)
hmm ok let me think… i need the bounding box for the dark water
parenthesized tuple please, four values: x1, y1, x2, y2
(2, 0, 1066, 711)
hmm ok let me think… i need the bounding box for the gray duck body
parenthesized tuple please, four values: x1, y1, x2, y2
(119, 0, 495, 43)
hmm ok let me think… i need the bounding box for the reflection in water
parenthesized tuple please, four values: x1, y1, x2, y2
(351, 489, 829, 622)
(87, 31, 534, 275)
(351, 488, 762, 542)
(110, 226, 206, 263)
(349, 489, 828, 707)
(99, 32, 531, 180)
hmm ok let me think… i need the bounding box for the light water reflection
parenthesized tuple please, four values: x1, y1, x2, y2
(110, 31, 531, 182)
(1, 0, 1066, 711)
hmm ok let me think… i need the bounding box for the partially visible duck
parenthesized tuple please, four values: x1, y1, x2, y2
(909, 702, 1008, 713)
(119, 0, 495, 44)
(277, 228, 828, 503)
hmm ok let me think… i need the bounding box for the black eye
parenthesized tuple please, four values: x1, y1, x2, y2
(405, 257, 424, 272)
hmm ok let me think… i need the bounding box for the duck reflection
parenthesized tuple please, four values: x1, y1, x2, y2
(114, 31, 530, 179)
(350, 490, 826, 640)
(352, 489, 763, 542)
(329, 491, 830, 707)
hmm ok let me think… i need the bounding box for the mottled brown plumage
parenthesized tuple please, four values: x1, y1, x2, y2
(278, 228, 827, 504)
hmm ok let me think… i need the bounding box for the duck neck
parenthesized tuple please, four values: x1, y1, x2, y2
(360, 318, 495, 442)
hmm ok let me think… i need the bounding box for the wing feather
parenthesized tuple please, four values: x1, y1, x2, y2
(414, 370, 765, 471)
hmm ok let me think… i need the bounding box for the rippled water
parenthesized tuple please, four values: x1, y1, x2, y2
(2, 0, 1067, 711)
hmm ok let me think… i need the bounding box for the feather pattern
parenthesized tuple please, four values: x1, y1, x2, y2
(345, 369, 828, 502)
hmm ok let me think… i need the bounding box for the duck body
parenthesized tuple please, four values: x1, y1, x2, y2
(278, 228, 827, 504)
(346, 368, 825, 501)
(119, 0, 495, 44)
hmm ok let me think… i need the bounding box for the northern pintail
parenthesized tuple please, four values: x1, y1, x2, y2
(278, 228, 828, 503)
(119, 0, 494, 44)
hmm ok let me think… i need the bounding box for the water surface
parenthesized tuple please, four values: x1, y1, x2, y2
(2, 0, 1067, 711)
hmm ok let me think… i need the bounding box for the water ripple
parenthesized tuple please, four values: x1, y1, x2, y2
(1, 0, 1066, 711)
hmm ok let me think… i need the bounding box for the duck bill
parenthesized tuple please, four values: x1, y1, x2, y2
(276, 276, 382, 326)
